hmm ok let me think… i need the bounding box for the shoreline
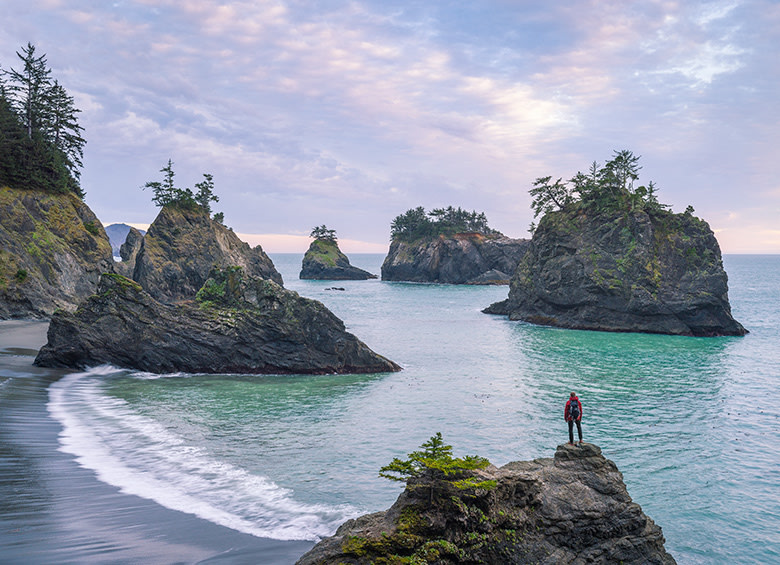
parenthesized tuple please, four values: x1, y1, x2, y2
(0, 320, 314, 564)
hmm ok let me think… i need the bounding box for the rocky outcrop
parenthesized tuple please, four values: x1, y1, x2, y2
(300, 239, 377, 280)
(0, 186, 114, 319)
(132, 205, 282, 303)
(34, 269, 400, 375)
(485, 208, 746, 336)
(105, 223, 145, 256)
(114, 226, 143, 278)
(381, 233, 529, 284)
(297, 443, 675, 565)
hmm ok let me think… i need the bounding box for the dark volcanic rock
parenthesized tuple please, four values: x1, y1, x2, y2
(114, 226, 143, 278)
(300, 239, 377, 280)
(0, 186, 114, 319)
(105, 222, 145, 256)
(485, 208, 746, 336)
(297, 443, 675, 565)
(34, 270, 400, 375)
(381, 233, 529, 284)
(132, 205, 282, 303)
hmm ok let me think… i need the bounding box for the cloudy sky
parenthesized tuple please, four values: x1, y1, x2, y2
(2, 0, 778, 253)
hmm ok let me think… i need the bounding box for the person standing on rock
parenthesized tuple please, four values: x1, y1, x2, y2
(565, 392, 583, 445)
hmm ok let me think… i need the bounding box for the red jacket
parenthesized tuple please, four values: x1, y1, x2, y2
(564, 396, 582, 422)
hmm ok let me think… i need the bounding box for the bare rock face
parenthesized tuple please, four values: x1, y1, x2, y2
(300, 239, 377, 280)
(114, 226, 143, 278)
(132, 205, 282, 303)
(485, 208, 746, 336)
(296, 443, 676, 565)
(0, 186, 114, 319)
(381, 233, 529, 285)
(34, 269, 400, 375)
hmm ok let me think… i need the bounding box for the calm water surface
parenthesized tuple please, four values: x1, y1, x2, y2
(3, 254, 779, 564)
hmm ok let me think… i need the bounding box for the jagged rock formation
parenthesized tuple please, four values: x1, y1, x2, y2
(297, 443, 676, 565)
(300, 239, 377, 280)
(485, 208, 746, 336)
(35, 268, 400, 375)
(132, 205, 282, 303)
(381, 233, 529, 285)
(114, 226, 143, 278)
(0, 186, 114, 319)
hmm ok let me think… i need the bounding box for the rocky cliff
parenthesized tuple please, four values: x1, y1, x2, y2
(297, 443, 675, 564)
(300, 239, 377, 280)
(35, 268, 400, 375)
(0, 186, 114, 319)
(381, 233, 529, 284)
(132, 205, 282, 303)
(485, 208, 746, 336)
(114, 226, 143, 278)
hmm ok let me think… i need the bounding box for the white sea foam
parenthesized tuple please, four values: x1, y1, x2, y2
(47, 367, 354, 541)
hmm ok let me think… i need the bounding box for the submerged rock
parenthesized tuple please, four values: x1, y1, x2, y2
(0, 186, 114, 319)
(485, 208, 746, 336)
(297, 443, 676, 565)
(300, 239, 377, 280)
(34, 269, 400, 375)
(132, 205, 282, 303)
(381, 233, 529, 285)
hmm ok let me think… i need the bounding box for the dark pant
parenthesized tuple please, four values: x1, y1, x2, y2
(568, 419, 582, 443)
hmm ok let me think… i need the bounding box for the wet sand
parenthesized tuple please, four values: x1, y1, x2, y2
(0, 320, 314, 564)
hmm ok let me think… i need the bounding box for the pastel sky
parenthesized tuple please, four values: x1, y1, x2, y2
(2, 0, 778, 253)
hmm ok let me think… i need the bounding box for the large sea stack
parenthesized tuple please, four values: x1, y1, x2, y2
(133, 205, 282, 303)
(35, 268, 400, 374)
(0, 186, 114, 319)
(297, 443, 676, 564)
(381, 233, 529, 285)
(485, 208, 746, 336)
(300, 239, 377, 280)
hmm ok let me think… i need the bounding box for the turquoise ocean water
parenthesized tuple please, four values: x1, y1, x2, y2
(19, 254, 780, 563)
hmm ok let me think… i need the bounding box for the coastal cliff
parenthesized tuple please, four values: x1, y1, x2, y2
(297, 443, 675, 564)
(300, 239, 377, 280)
(381, 233, 529, 285)
(485, 208, 746, 336)
(132, 205, 282, 303)
(0, 186, 114, 319)
(35, 269, 400, 375)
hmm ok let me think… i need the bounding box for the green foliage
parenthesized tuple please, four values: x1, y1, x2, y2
(390, 206, 496, 241)
(530, 150, 671, 219)
(143, 160, 220, 215)
(195, 266, 244, 307)
(379, 432, 493, 491)
(310, 224, 337, 242)
(212, 211, 224, 224)
(83, 221, 99, 236)
(0, 43, 85, 196)
(14, 268, 27, 283)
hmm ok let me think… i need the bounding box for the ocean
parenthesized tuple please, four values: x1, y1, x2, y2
(1, 253, 778, 564)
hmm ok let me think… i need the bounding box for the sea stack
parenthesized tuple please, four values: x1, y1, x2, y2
(300, 238, 377, 280)
(296, 443, 676, 564)
(132, 204, 282, 303)
(485, 207, 746, 336)
(35, 268, 400, 375)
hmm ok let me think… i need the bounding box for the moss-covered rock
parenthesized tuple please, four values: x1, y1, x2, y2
(296, 443, 676, 564)
(0, 186, 114, 319)
(485, 208, 746, 336)
(133, 205, 282, 303)
(300, 239, 377, 280)
(34, 269, 401, 375)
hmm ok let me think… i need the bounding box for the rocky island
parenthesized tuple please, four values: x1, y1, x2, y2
(485, 151, 746, 336)
(35, 267, 400, 374)
(381, 206, 529, 284)
(300, 225, 377, 280)
(297, 438, 675, 564)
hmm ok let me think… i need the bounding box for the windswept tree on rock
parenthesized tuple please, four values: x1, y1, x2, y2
(390, 206, 498, 241)
(143, 159, 220, 218)
(310, 225, 337, 242)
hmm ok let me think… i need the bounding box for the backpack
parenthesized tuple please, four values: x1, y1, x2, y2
(568, 399, 580, 419)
